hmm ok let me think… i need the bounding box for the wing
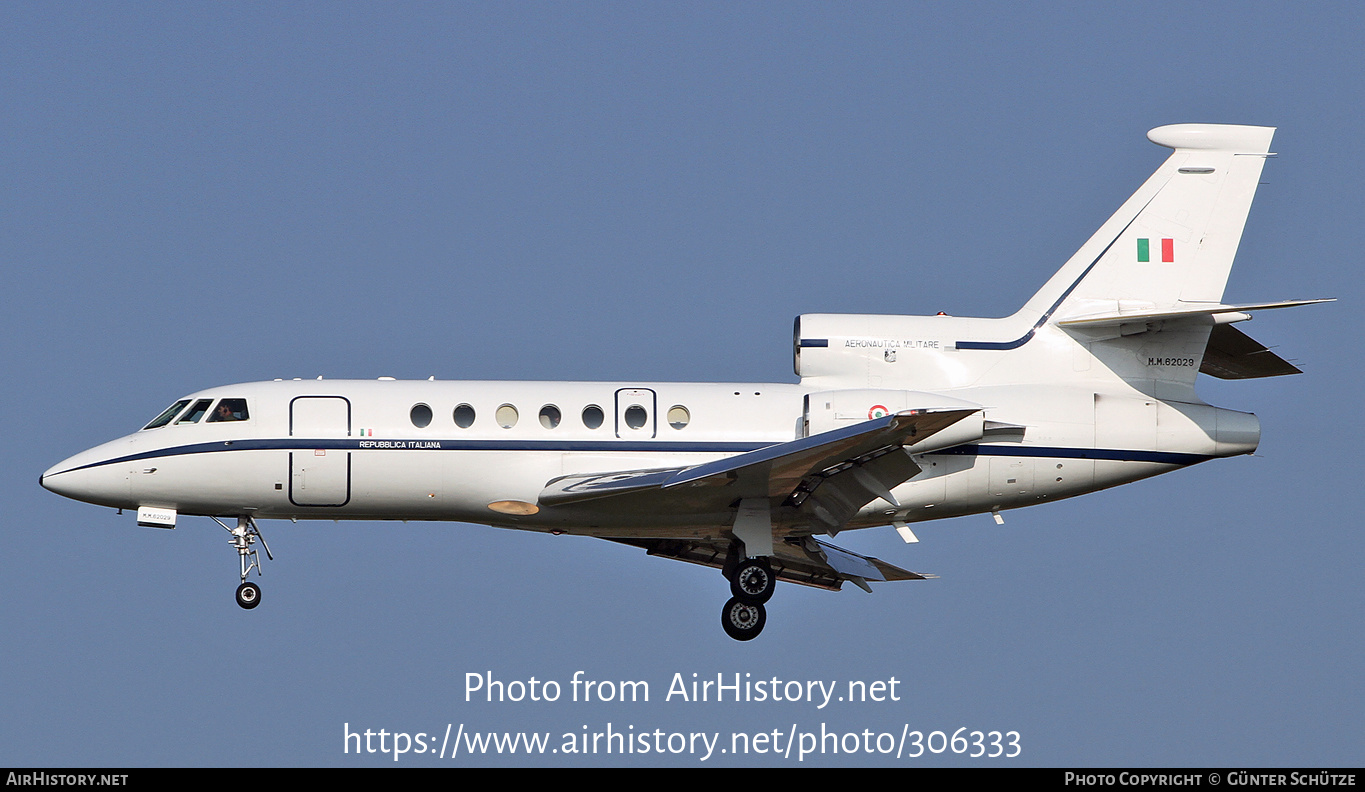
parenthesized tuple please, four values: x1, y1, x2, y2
(539, 406, 980, 534)
(608, 534, 935, 593)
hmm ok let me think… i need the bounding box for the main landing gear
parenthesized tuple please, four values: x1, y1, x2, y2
(721, 555, 777, 641)
(721, 597, 766, 641)
(212, 515, 272, 610)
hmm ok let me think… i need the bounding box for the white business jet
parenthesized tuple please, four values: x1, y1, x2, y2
(41, 124, 1329, 640)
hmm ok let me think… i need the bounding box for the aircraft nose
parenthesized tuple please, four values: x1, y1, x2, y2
(41, 458, 90, 500)
(40, 448, 133, 508)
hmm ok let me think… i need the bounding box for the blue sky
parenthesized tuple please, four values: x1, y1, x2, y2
(3, 2, 1360, 766)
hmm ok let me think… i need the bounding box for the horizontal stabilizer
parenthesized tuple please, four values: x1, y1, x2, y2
(1057, 298, 1333, 330)
(608, 535, 933, 593)
(1200, 324, 1302, 379)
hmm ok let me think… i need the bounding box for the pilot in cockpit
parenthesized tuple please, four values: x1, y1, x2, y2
(209, 399, 249, 423)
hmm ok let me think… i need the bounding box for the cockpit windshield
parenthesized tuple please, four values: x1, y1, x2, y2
(143, 400, 191, 430)
(176, 399, 214, 424)
(142, 397, 250, 429)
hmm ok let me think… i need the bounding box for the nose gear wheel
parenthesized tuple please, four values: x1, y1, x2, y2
(236, 581, 261, 609)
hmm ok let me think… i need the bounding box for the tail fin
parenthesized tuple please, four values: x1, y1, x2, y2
(795, 125, 1320, 395)
(1012, 124, 1290, 399)
(1026, 123, 1275, 322)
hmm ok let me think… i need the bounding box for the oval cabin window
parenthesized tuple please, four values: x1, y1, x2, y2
(667, 405, 690, 430)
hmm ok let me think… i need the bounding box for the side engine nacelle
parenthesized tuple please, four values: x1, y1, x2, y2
(794, 313, 989, 391)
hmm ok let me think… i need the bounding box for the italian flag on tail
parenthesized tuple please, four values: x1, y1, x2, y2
(1137, 238, 1174, 263)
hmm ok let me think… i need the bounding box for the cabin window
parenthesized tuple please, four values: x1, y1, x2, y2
(539, 405, 561, 429)
(453, 404, 476, 428)
(496, 404, 519, 428)
(143, 400, 191, 430)
(410, 403, 433, 428)
(176, 399, 214, 424)
(624, 404, 648, 430)
(582, 404, 604, 429)
(206, 398, 250, 423)
(667, 405, 690, 430)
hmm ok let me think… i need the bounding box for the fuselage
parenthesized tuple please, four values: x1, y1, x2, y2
(34, 124, 1313, 641)
(40, 376, 1259, 540)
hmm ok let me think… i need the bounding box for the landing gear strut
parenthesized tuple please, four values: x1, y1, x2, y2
(213, 515, 272, 610)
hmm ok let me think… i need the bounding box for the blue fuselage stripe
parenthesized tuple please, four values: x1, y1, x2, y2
(53, 438, 771, 474)
(52, 438, 1210, 475)
(927, 444, 1213, 465)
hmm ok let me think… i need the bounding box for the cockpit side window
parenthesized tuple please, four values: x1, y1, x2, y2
(176, 399, 214, 424)
(143, 400, 191, 430)
(206, 398, 250, 423)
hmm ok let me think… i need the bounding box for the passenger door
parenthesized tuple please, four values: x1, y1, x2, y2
(289, 396, 351, 507)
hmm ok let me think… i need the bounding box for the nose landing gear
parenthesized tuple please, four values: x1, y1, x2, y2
(212, 515, 272, 610)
